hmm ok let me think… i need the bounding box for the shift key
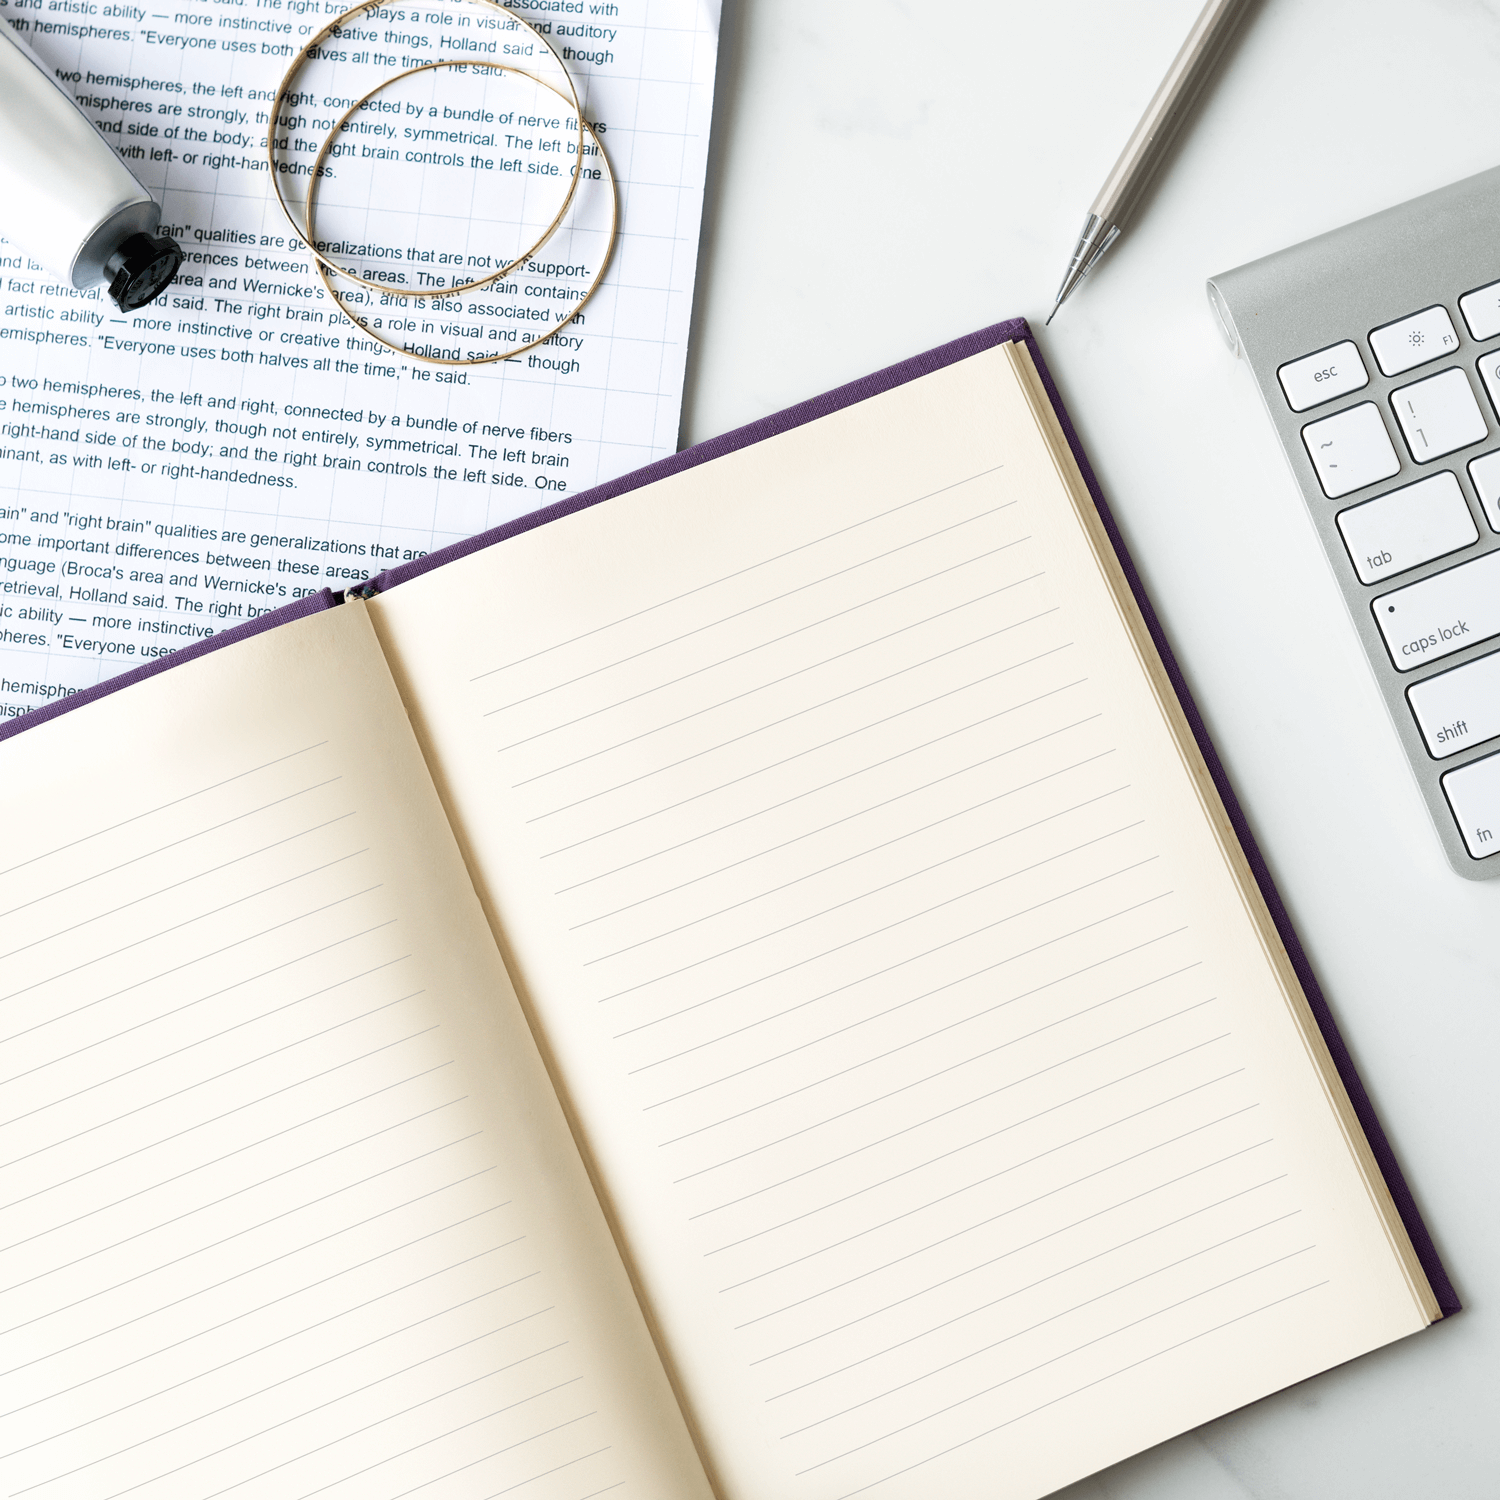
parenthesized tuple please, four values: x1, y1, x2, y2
(1373, 549, 1500, 671)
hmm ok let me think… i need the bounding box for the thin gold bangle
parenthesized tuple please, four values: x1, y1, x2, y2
(305, 62, 579, 302)
(267, 0, 584, 299)
(308, 65, 618, 367)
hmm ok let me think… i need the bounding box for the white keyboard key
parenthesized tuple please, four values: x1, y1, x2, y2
(1373, 548, 1500, 671)
(1441, 751, 1500, 858)
(1335, 471, 1477, 584)
(1390, 366, 1488, 461)
(1409, 650, 1500, 758)
(1370, 305, 1460, 377)
(1460, 279, 1500, 342)
(1277, 341, 1368, 411)
(1468, 450, 1500, 533)
(1472, 348, 1500, 423)
(1301, 402, 1400, 498)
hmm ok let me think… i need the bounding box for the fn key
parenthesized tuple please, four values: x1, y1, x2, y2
(1442, 753, 1500, 857)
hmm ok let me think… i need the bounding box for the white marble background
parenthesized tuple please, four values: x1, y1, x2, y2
(678, 0, 1500, 1494)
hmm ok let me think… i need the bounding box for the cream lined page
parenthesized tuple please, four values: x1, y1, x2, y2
(0, 606, 711, 1500)
(370, 343, 1430, 1500)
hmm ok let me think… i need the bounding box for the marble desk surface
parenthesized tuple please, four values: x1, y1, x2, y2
(680, 1, 1500, 1495)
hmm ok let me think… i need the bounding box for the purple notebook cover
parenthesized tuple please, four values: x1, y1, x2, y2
(0, 318, 1458, 1317)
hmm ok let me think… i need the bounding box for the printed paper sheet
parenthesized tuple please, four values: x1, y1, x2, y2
(0, 0, 719, 715)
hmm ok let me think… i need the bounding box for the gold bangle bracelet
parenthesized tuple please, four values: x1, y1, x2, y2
(307, 63, 618, 368)
(267, 0, 584, 300)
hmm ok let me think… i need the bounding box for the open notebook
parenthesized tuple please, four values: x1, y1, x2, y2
(0, 323, 1454, 1500)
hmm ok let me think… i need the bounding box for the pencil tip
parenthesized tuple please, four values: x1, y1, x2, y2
(1047, 216, 1121, 329)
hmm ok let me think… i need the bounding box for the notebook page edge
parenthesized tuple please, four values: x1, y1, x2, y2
(1012, 332, 1460, 1321)
(1002, 342, 1440, 1328)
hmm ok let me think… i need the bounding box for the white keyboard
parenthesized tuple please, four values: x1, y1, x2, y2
(1210, 166, 1500, 877)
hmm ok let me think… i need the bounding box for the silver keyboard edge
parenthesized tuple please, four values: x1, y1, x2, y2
(1209, 164, 1500, 881)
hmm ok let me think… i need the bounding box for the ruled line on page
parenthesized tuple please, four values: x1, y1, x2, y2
(574, 749, 1113, 931)
(607, 840, 1152, 1013)
(2, 1275, 542, 1459)
(671, 954, 1200, 1181)
(649, 957, 1198, 1141)
(95, 1386, 599, 1500)
(798, 1258, 1321, 1477)
(0, 1100, 471, 1295)
(0, 1195, 512, 1389)
(482, 498, 1022, 715)
(523, 603, 1062, 818)
(608, 856, 1162, 1016)
(713, 1105, 1262, 1297)
(554, 733, 1109, 897)
(651, 912, 1188, 1170)
(636, 888, 1175, 1079)
(499, 563, 1043, 778)
(781, 1223, 1310, 1436)
(0, 924, 402, 1072)
(708, 1083, 1249, 1277)
(23, 1324, 572, 1490)
(490, 503, 1026, 721)
(0, 743, 328, 883)
(0, 1128, 486, 1344)
(0, 730, 634, 1500)
(753, 1176, 1292, 1366)
(0, 1019, 438, 1209)
(467, 466, 1009, 682)
(828, 1284, 1330, 1499)
(522, 635, 1077, 810)
(297, 1422, 607, 1500)
(540, 703, 1095, 862)
(591, 768, 1115, 944)
(465, 1446, 617, 1500)
(0, 775, 343, 925)
(662, 998, 1219, 1166)
(250, 1411, 601, 1500)
(591, 793, 1133, 966)
(0, 865, 380, 1008)
(490, 525, 1030, 729)
(575, 1484, 626, 1500)
(0, 975, 420, 1156)
(686, 1013, 1224, 1222)
(735, 1143, 1282, 1333)
(0, 815, 359, 965)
